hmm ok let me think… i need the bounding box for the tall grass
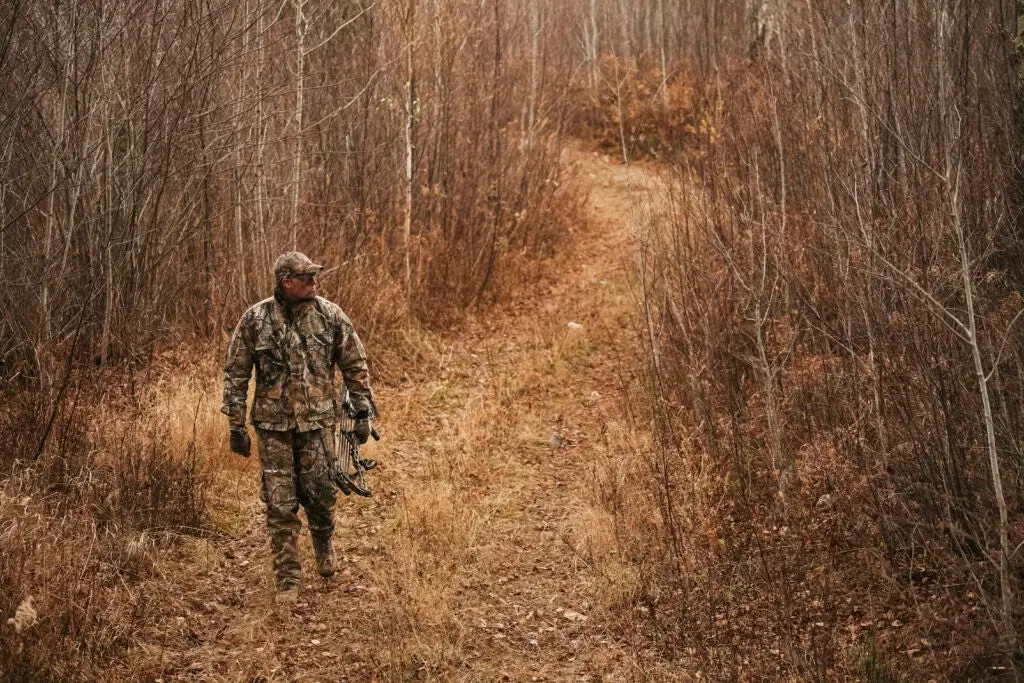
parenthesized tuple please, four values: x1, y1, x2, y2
(0, 365, 223, 681)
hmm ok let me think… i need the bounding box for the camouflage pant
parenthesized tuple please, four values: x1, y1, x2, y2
(256, 427, 337, 590)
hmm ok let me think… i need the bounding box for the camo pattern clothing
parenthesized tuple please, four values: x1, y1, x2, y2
(257, 427, 337, 590)
(221, 293, 373, 430)
(221, 291, 374, 590)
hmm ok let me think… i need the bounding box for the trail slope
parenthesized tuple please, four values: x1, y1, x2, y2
(129, 145, 667, 682)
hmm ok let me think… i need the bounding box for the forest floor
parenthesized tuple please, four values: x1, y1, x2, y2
(119, 144, 677, 682)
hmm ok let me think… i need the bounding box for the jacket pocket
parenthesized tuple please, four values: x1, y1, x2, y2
(252, 394, 286, 425)
(255, 343, 287, 386)
(303, 396, 337, 424)
(304, 335, 333, 381)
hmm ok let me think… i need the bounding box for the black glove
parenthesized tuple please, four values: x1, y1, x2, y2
(353, 418, 371, 445)
(229, 425, 251, 457)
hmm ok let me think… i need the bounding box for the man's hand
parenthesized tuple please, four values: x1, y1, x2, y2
(353, 418, 371, 445)
(229, 425, 251, 457)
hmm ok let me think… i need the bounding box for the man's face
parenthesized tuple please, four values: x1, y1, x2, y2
(281, 273, 318, 301)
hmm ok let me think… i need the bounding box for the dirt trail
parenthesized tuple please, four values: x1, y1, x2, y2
(129, 145, 668, 682)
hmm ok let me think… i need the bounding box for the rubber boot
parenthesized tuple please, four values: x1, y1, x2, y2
(275, 586, 299, 605)
(313, 535, 336, 578)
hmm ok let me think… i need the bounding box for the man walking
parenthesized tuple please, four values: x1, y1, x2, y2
(221, 251, 376, 605)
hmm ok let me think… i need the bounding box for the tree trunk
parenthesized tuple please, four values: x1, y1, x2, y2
(291, 0, 307, 249)
(255, 1, 270, 292)
(588, 0, 599, 90)
(403, 0, 417, 299)
(659, 0, 668, 109)
(1018, 1, 1024, 81)
(526, 0, 539, 147)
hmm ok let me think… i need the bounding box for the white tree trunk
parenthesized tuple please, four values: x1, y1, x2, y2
(658, 0, 668, 109)
(588, 0, 599, 90)
(255, 2, 270, 291)
(526, 0, 540, 147)
(403, 0, 417, 297)
(291, 0, 307, 249)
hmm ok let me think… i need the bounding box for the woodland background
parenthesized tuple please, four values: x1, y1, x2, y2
(3, 0, 1024, 679)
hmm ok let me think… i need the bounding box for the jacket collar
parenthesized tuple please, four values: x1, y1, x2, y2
(273, 287, 315, 322)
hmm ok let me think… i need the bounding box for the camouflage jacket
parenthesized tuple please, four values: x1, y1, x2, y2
(221, 293, 374, 432)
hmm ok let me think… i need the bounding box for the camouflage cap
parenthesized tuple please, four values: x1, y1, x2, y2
(274, 251, 324, 280)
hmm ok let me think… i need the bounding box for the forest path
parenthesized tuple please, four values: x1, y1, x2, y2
(127, 144, 669, 682)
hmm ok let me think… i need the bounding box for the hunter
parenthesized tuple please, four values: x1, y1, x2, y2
(221, 251, 376, 605)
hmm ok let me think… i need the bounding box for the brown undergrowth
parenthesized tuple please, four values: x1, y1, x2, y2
(52, 144, 665, 682)
(0, 150, 586, 681)
(598, 24, 1024, 675)
(0, 363, 219, 681)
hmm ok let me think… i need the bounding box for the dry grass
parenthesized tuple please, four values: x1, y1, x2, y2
(609, 32, 1024, 674)
(0, 359, 224, 681)
(344, 151, 656, 679)
(2, 145, 665, 681)
(367, 319, 582, 676)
